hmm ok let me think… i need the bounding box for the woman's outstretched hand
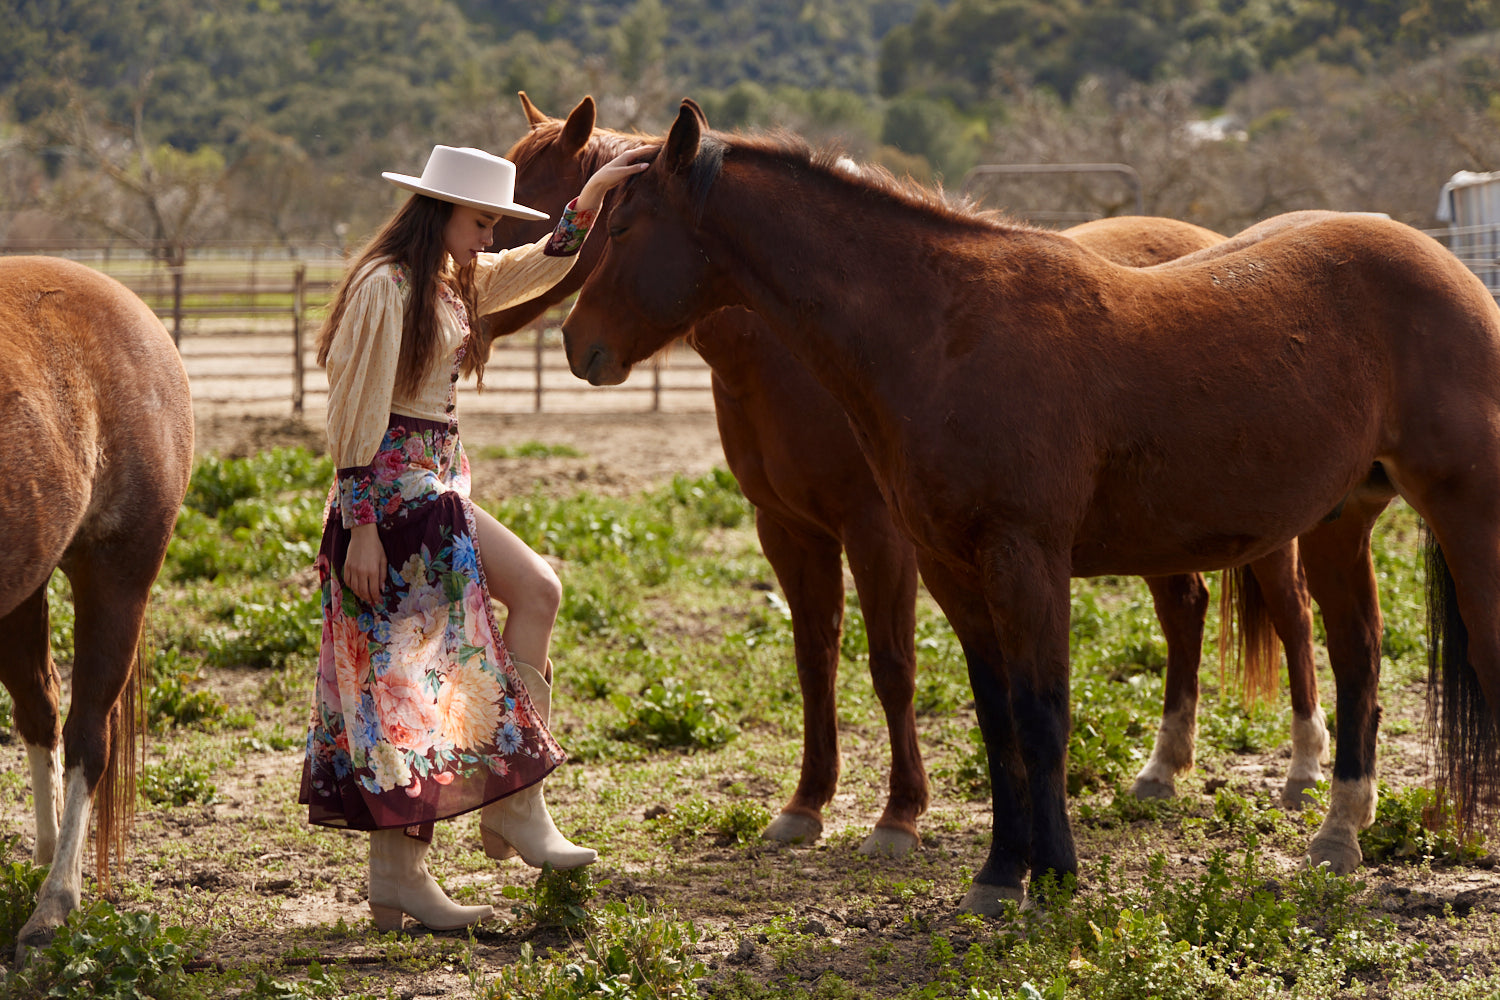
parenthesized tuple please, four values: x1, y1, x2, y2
(575, 146, 657, 214)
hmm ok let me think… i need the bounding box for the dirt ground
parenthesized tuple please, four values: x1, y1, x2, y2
(5, 409, 1500, 997)
(192, 408, 728, 500)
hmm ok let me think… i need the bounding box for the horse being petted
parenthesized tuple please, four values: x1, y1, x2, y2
(0, 257, 194, 954)
(562, 101, 1500, 913)
(487, 94, 1330, 858)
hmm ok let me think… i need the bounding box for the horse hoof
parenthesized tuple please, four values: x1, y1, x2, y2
(1304, 835, 1362, 875)
(1128, 776, 1175, 800)
(15, 920, 57, 965)
(957, 882, 1025, 916)
(859, 827, 919, 857)
(762, 812, 822, 845)
(1280, 779, 1319, 811)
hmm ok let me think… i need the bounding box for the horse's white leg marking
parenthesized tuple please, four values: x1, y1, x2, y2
(859, 826, 920, 857)
(763, 811, 823, 845)
(17, 766, 94, 957)
(1280, 706, 1330, 810)
(1130, 703, 1197, 799)
(24, 742, 63, 865)
(1305, 774, 1376, 875)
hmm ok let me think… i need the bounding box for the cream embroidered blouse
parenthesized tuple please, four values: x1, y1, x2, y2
(324, 204, 592, 527)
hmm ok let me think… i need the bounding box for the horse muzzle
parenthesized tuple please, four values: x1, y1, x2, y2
(567, 340, 629, 387)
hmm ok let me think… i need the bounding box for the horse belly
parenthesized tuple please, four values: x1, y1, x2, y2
(1070, 525, 1289, 579)
(1069, 474, 1349, 578)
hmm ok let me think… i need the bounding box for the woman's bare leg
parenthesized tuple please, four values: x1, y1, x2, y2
(471, 504, 562, 671)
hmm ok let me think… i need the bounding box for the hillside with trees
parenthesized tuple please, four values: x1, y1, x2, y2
(0, 0, 1496, 252)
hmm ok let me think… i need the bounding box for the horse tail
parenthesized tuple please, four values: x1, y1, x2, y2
(1425, 525, 1500, 831)
(1217, 566, 1280, 707)
(93, 636, 145, 893)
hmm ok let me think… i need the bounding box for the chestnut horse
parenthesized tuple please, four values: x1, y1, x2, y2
(561, 101, 1500, 912)
(485, 96, 1327, 855)
(0, 257, 194, 954)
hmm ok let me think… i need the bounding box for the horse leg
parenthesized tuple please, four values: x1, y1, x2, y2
(1402, 480, 1500, 832)
(917, 555, 1028, 911)
(996, 565, 1076, 897)
(1131, 574, 1208, 800)
(934, 544, 1076, 912)
(843, 513, 924, 857)
(17, 562, 150, 958)
(1245, 543, 1328, 809)
(0, 581, 64, 863)
(755, 512, 846, 846)
(1298, 499, 1388, 874)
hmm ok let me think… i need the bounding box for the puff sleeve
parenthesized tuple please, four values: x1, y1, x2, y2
(323, 265, 405, 527)
(471, 199, 597, 316)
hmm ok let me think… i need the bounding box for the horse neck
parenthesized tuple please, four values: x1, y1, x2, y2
(697, 156, 1004, 424)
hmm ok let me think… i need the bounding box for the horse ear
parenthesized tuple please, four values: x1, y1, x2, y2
(518, 91, 548, 127)
(560, 96, 596, 156)
(681, 97, 709, 129)
(663, 100, 703, 174)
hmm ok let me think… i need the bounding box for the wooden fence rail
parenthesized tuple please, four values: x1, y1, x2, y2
(5, 249, 715, 416)
(5, 226, 1494, 417)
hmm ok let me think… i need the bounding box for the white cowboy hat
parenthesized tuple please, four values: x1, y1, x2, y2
(382, 145, 549, 221)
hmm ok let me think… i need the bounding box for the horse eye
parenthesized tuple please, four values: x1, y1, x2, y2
(608, 225, 628, 240)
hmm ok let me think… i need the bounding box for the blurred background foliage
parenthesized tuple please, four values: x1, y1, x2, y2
(1, 0, 1497, 251)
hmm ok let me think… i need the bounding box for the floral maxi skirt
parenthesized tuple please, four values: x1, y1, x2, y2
(299, 415, 564, 835)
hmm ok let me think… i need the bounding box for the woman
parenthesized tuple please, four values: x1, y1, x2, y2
(299, 142, 651, 932)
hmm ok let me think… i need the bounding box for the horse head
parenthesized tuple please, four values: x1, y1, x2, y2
(481, 93, 652, 351)
(496, 90, 597, 256)
(563, 100, 732, 385)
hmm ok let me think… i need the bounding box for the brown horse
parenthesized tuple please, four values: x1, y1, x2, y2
(486, 96, 1328, 853)
(561, 101, 1500, 912)
(0, 257, 194, 955)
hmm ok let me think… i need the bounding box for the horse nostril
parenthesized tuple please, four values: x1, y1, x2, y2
(584, 346, 606, 385)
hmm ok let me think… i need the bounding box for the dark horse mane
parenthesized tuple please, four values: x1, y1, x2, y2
(510, 115, 1029, 237)
(685, 130, 1031, 236)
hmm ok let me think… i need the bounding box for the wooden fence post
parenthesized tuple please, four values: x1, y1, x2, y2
(292, 263, 306, 416)
(534, 325, 545, 412)
(170, 266, 185, 347)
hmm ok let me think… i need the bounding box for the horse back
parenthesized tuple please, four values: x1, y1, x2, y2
(1092, 214, 1500, 397)
(1060, 216, 1224, 266)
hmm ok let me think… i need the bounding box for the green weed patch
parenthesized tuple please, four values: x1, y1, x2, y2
(11, 443, 1483, 999)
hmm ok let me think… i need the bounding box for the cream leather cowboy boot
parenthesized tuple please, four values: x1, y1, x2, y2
(367, 828, 494, 932)
(479, 659, 598, 869)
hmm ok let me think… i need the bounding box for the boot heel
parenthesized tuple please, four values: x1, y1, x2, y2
(369, 902, 405, 932)
(481, 824, 518, 861)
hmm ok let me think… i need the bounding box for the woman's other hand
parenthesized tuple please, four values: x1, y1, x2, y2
(344, 522, 388, 605)
(575, 146, 657, 214)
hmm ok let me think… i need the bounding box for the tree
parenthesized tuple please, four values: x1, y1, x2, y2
(25, 81, 230, 265)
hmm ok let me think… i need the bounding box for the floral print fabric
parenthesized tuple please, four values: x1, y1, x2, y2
(544, 197, 597, 256)
(332, 270, 467, 529)
(300, 414, 565, 835)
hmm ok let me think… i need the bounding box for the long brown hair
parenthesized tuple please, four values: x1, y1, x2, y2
(316, 194, 484, 396)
